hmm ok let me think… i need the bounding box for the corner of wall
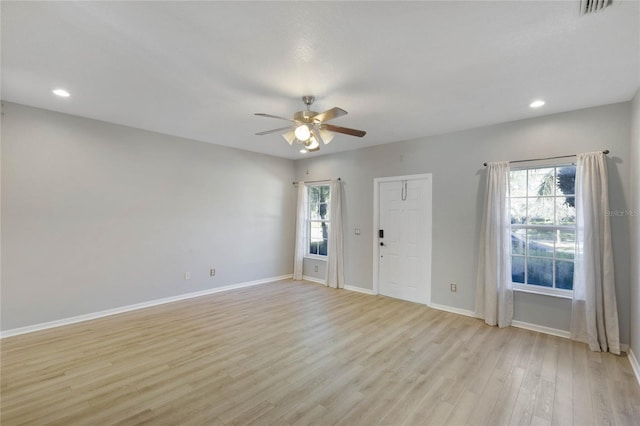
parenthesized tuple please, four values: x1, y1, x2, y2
(629, 349, 640, 388)
(630, 88, 640, 363)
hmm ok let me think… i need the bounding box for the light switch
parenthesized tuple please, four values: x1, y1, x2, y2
(355, 228, 361, 235)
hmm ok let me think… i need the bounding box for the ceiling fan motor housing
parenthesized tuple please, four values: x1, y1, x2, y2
(294, 110, 318, 123)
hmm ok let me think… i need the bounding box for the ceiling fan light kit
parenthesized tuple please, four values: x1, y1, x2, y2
(282, 130, 296, 145)
(319, 129, 334, 144)
(294, 124, 311, 141)
(306, 137, 320, 152)
(255, 95, 366, 153)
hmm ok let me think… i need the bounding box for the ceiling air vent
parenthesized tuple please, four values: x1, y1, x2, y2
(580, 0, 612, 15)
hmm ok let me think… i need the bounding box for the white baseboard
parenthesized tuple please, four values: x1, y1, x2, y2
(302, 275, 326, 285)
(0, 274, 292, 339)
(344, 285, 375, 295)
(511, 320, 571, 339)
(429, 302, 478, 318)
(300, 278, 375, 296)
(428, 302, 573, 340)
(628, 349, 640, 388)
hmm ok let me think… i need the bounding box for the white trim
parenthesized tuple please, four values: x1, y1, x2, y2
(344, 285, 375, 295)
(510, 158, 577, 171)
(304, 255, 327, 262)
(513, 285, 574, 300)
(305, 183, 331, 259)
(428, 302, 572, 339)
(628, 349, 640, 388)
(373, 173, 435, 184)
(372, 180, 380, 295)
(511, 320, 571, 339)
(429, 302, 479, 318)
(301, 277, 375, 295)
(305, 180, 331, 187)
(302, 275, 326, 285)
(373, 173, 433, 305)
(0, 275, 292, 339)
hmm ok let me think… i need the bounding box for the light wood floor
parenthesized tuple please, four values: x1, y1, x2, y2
(1, 280, 639, 426)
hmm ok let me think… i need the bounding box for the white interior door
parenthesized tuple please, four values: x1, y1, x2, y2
(376, 175, 432, 305)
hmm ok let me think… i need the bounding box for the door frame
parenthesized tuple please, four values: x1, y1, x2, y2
(373, 173, 433, 306)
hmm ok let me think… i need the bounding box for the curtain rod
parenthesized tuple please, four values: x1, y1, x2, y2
(483, 150, 609, 167)
(292, 177, 341, 185)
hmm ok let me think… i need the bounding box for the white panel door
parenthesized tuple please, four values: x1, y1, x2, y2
(378, 177, 431, 304)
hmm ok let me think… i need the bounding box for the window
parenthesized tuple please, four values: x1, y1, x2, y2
(509, 164, 576, 296)
(307, 184, 330, 257)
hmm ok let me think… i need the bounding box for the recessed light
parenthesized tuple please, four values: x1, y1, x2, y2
(529, 100, 545, 108)
(52, 89, 70, 98)
(300, 149, 308, 154)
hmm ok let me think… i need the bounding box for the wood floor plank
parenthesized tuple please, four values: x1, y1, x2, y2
(443, 389, 480, 426)
(533, 336, 558, 425)
(573, 341, 596, 425)
(551, 337, 573, 426)
(604, 353, 640, 426)
(587, 355, 617, 426)
(2, 279, 639, 426)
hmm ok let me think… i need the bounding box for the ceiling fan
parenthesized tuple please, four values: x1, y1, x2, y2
(255, 96, 366, 153)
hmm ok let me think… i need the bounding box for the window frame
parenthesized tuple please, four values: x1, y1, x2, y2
(508, 162, 577, 299)
(305, 183, 331, 260)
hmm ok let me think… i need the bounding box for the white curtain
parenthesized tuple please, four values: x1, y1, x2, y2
(293, 183, 307, 281)
(475, 161, 513, 328)
(326, 179, 345, 288)
(571, 152, 620, 354)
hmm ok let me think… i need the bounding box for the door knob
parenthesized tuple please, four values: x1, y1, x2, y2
(380, 242, 385, 246)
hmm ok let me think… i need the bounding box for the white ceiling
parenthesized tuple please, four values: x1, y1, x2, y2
(2, 1, 639, 159)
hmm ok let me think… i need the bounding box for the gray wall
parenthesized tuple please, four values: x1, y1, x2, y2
(295, 102, 632, 343)
(1, 102, 296, 331)
(631, 90, 640, 358)
(1, 100, 634, 345)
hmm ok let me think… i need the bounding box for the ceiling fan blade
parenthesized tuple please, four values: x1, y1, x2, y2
(322, 124, 366, 138)
(255, 113, 297, 123)
(313, 107, 347, 123)
(255, 126, 293, 136)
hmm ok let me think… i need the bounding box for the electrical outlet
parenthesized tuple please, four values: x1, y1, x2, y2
(185, 272, 191, 280)
(210, 269, 216, 277)
(314, 265, 319, 272)
(355, 228, 361, 235)
(450, 283, 457, 292)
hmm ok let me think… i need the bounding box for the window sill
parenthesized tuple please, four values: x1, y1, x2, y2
(513, 284, 573, 300)
(304, 255, 328, 262)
